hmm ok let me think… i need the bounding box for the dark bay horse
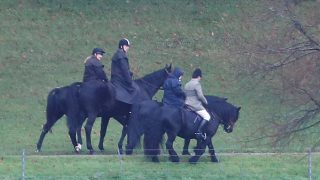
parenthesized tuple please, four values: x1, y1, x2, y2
(36, 64, 172, 153)
(126, 95, 241, 163)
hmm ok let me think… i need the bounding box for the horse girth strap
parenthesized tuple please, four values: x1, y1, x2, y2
(180, 108, 185, 126)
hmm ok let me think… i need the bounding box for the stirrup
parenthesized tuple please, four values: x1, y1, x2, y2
(195, 132, 207, 140)
(202, 133, 207, 140)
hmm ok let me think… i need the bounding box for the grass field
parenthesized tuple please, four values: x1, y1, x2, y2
(0, 0, 319, 179)
(1, 153, 320, 179)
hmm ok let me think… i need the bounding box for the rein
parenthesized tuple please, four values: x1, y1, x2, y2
(209, 110, 223, 124)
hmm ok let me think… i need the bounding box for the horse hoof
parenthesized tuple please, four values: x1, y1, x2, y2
(99, 146, 105, 152)
(89, 149, 95, 155)
(189, 156, 199, 164)
(35, 149, 41, 153)
(169, 156, 180, 163)
(75, 144, 82, 152)
(74, 144, 82, 153)
(126, 149, 133, 155)
(211, 156, 219, 163)
(118, 148, 123, 155)
(182, 151, 191, 155)
(98, 145, 104, 151)
(151, 156, 160, 163)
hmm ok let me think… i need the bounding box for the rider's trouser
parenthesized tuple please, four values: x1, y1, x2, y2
(196, 109, 211, 121)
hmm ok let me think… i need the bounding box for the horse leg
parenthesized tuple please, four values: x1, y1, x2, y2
(98, 116, 110, 151)
(68, 125, 79, 153)
(36, 114, 62, 152)
(207, 139, 219, 162)
(117, 125, 127, 154)
(76, 127, 82, 145)
(182, 139, 191, 155)
(189, 139, 206, 164)
(75, 115, 86, 152)
(84, 114, 97, 154)
(66, 113, 83, 153)
(166, 132, 179, 162)
(126, 121, 144, 155)
(125, 128, 135, 155)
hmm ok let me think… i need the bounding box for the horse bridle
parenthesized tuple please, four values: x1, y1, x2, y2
(210, 111, 233, 131)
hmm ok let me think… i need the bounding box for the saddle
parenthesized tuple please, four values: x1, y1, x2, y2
(183, 105, 203, 124)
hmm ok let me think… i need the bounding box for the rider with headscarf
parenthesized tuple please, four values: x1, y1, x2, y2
(162, 67, 186, 108)
(83, 47, 107, 82)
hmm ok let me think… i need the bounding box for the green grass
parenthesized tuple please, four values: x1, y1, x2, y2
(1, 154, 319, 179)
(1, 0, 320, 179)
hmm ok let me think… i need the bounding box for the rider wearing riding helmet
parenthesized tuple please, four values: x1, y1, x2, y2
(184, 68, 210, 140)
(83, 47, 108, 82)
(162, 67, 186, 108)
(111, 38, 138, 104)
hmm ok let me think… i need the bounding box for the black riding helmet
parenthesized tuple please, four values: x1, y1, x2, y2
(92, 47, 106, 55)
(192, 68, 202, 78)
(118, 38, 130, 49)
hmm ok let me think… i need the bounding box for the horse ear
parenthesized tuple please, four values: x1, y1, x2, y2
(237, 107, 241, 111)
(166, 63, 172, 72)
(223, 97, 228, 101)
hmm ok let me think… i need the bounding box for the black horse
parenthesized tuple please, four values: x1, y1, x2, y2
(126, 95, 241, 163)
(181, 95, 228, 155)
(96, 64, 172, 154)
(36, 64, 172, 153)
(36, 81, 114, 153)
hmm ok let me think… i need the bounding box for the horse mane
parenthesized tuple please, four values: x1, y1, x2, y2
(205, 95, 239, 122)
(135, 67, 166, 86)
(132, 66, 169, 98)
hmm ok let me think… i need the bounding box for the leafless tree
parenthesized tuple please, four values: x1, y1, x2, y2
(236, 0, 320, 149)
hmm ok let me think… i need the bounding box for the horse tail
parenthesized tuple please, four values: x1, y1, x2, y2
(143, 122, 164, 157)
(126, 103, 144, 151)
(44, 87, 64, 131)
(65, 82, 82, 130)
(143, 120, 163, 157)
(143, 102, 164, 157)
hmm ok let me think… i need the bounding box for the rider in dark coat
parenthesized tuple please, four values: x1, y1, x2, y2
(111, 38, 138, 104)
(83, 47, 108, 82)
(162, 67, 186, 108)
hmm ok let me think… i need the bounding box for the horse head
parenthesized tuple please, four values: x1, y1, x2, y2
(220, 106, 241, 133)
(134, 64, 172, 98)
(206, 95, 241, 133)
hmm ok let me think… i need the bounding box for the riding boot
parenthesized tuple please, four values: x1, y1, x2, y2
(195, 119, 208, 140)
